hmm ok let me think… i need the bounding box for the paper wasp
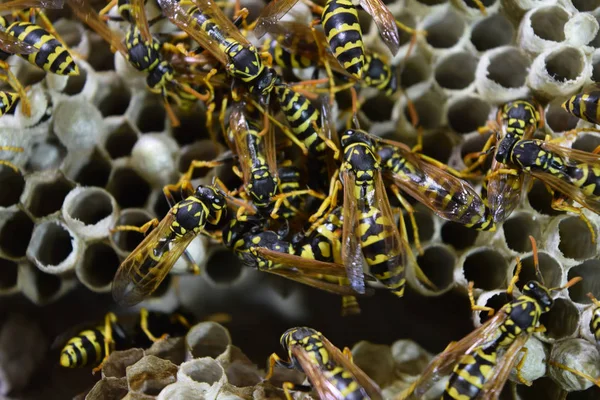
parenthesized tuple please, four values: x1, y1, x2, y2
(563, 90, 600, 126)
(266, 326, 383, 400)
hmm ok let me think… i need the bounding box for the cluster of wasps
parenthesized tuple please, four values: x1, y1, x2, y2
(3, 0, 600, 397)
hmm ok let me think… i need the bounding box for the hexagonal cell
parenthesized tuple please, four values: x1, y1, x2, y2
(539, 297, 580, 340)
(404, 92, 443, 130)
(26, 175, 74, 219)
(530, 6, 568, 42)
(573, 133, 600, 153)
(0, 166, 25, 208)
(107, 167, 152, 208)
(434, 52, 477, 91)
(460, 131, 493, 173)
(477, 291, 510, 325)
(172, 108, 209, 146)
(527, 180, 564, 216)
(447, 96, 491, 134)
(485, 47, 529, 90)
(98, 82, 132, 118)
(16, 62, 46, 87)
(546, 100, 579, 134)
(463, 248, 508, 291)
(64, 187, 116, 228)
(517, 377, 564, 400)
(78, 242, 120, 291)
(205, 249, 243, 285)
(404, 208, 435, 244)
(21, 261, 63, 304)
(513, 251, 562, 291)
(502, 213, 542, 253)
(87, 33, 115, 71)
(136, 99, 166, 133)
(400, 54, 431, 89)
(362, 94, 395, 123)
(0, 257, 18, 291)
(470, 14, 514, 52)
(422, 8, 465, 49)
(151, 190, 171, 220)
(27, 221, 75, 270)
(395, 13, 417, 48)
(415, 245, 455, 292)
(441, 222, 478, 251)
(571, 0, 600, 11)
(567, 260, 600, 304)
(421, 130, 454, 163)
(26, 136, 67, 172)
(110, 209, 154, 254)
(0, 210, 34, 259)
(178, 140, 222, 179)
(104, 121, 138, 159)
(64, 148, 112, 188)
(545, 47, 586, 83)
(558, 216, 597, 260)
(64, 67, 88, 96)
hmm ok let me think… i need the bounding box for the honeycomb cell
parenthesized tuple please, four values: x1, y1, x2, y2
(362, 94, 395, 122)
(517, 377, 563, 400)
(19, 261, 66, 305)
(77, 242, 120, 291)
(558, 216, 597, 260)
(571, 0, 600, 12)
(502, 213, 541, 253)
(110, 208, 154, 256)
(422, 8, 465, 50)
(572, 133, 600, 153)
(476, 290, 510, 325)
(172, 108, 208, 146)
(0, 210, 34, 259)
(25, 174, 74, 219)
(441, 222, 478, 251)
(399, 54, 432, 89)
(470, 13, 514, 52)
(63, 187, 118, 240)
(27, 221, 78, 274)
(460, 130, 494, 172)
(178, 140, 221, 180)
(104, 121, 138, 159)
(434, 52, 477, 91)
(136, 99, 166, 133)
(68, 148, 112, 188)
(0, 167, 25, 208)
(530, 6, 568, 42)
(205, 249, 243, 285)
(513, 251, 562, 290)
(63, 66, 87, 96)
(545, 47, 586, 83)
(527, 180, 563, 216)
(415, 245, 455, 293)
(463, 248, 508, 291)
(107, 167, 152, 209)
(403, 90, 444, 130)
(403, 208, 435, 244)
(539, 297, 580, 341)
(98, 82, 132, 118)
(480, 47, 530, 94)
(27, 136, 67, 172)
(567, 260, 600, 304)
(447, 95, 491, 134)
(87, 32, 115, 71)
(0, 257, 18, 292)
(421, 130, 453, 163)
(545, 99, 579, 134)
(394, 13, 417, 48)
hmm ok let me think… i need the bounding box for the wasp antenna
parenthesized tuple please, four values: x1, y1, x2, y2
(528, 235, 544, 285)
(587, 292, 600, 306)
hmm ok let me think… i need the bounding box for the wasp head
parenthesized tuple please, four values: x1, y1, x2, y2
(522, 281, 554, 313)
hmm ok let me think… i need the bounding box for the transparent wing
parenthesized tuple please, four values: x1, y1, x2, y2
(191, 0, 253, 45)
(131, 0, 153, 43)
(255, 246, 349, 277)
(341, 171, 367, 294)
(265, 268, 370, 296)
(253, 0, 301, 38)
(358, 0, 400, 55)
(0, 32, 37, 54)
(67, 0, 128, 56)
(230, 103, 253, 184)
(0, 0, 64, 13)
(291, 345, 346, 400)
(485, 158, 525, 224)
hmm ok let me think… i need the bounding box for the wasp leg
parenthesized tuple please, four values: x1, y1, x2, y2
(341, 294, 361, 316)
(391, 185, 422, 255)
(0, 61, 30, 117)
(265, 353, 293, 380)
(506, 256, 523, 297)
(462, 129, 498, 174)
(270, 189, 325, 220)
(308, 172, 341, 225)
(140, 308, 169, 343)
(552, 198, 597, 244)
(98, 0, 117, 17)
(472, 0, 488, 15)
(468, 281, 495, 316)
(515, 347, 532, 386)
(92, 312, 118, 374)
(548, 360, 600, 388)
(110, 218, 159, 235)
(400, 210, 437, 290)
(343, 347, 353, 362)
(0, 145, 23, 174)
(283, 382, 312, 400)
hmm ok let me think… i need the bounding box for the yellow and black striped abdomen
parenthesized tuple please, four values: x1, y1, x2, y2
(326, 366, 370, 400)
(358, 204, 405, 296)
(591, 306, 600, 344)
(0, 91, 19, 117)
(321, 0, 365, 79)
(266, 38, 313, 70)
(563, 91, 600, 125)
(60, 327, 106, 368)
(443, 345, 497, 400)
(567, 162, 600, 198)
(6, 22, 78, 76)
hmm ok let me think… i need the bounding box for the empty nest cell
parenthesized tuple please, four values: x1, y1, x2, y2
(63, 67, 88, 96)
(470, 14, 514, 52)
(26, 136, 67, 172)
(529, 6, 568, 42)
(544, 47, 586, 83)
(415, 245, 455, 292)
(78, 242, 120, 290)
(404, 91, 444, 130)
(476, 291, 510, 325)
(434, 52, 477, 91)
(98, 82, 132, 118)
(571, 0, 600, 13)
(527, 180, 564, 216)
(447, 96, 491, 134)
(178, 141, 221, 179)
(441, 221, 478, 250)
(107, 167, 151, 209)
(26, 175, 74, 219)
(515, 251, 562, 290)
(462, 248, 508, 291)
(502, 213, 541, 253)
(104, 121, 138, 159)
(567, 260, 600, 304)
(0, 211, 34, 259)
(63, 187, 116, 227)
(545, 100, 580, 134)
(172, 109, 208, 146)
(0, 166, 25, 208)
(110, 209, 154, 254)
(539, 297, 580, 340)
(572, 133, 600, 153)
(557, 216, 597, 260)
(399, 54, 431, 89)
(0, 258, 18, 291)
(403, 208, 435, 244)
(205, 249, 243, 285)
(485, 47, 530, 90)
(68, 148, 112, 188)
(422, 8, 465, 50)
(421, 130, 453, 163)
(136, 99, 166, 133)
(27, 221, 75, 271)
(362, 94, 395, 122)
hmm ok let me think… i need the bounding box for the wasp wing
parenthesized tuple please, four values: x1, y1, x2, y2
(191, 0, 252, 46)
(230, 102, 253, 185)
(290, 345, 349, 400)
(358, 0, 400, 55)
(341, 170, 367, 294)
(131, 0, 153, 43)
(0, 0, 64, 12)
(0, 31, 37, 54)
(255, 246, 349, 277)
(253, 0, 301, 39)
(265, 268, 371, 295)
(484, 158, 526, 224)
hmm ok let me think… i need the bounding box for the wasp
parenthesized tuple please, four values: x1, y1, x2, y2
(463, 100, 544, 224)
(562, 90, 600, 126)
(266, 327, 383, 400)
(111, 183, 227, 306)
(400, 237, 582, 400)
(0, 0, 79, 77)
(588, 293, 600, 345)
(254, 0, 401, 80)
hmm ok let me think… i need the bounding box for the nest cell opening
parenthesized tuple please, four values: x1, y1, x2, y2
(111, 209, 153, 253)
(441, 222, 479, 250)
(514, 252, 562, 290)
(136, 100, 166, 133)
(435, 52, 477, 90)
(573, 134, 600, 153)
(558, 216, 597, 260)
(503, 214, 542, 253)
(527, 180, 564, 216)
(471, 14, 514, 52)
(178, 359, 224, 385)
(17, 64, 45, 87)
(486, 49, 529, 89)
(55, 19, 84, 50)
(81, 242, 120, 288)
(530, 7, 568, 42)
(460, 131, 494, 173)
(27, 137, 67, 172)
(72, 149, 112, 188)
(571, 0, 600, 13)
(567, 260, 600, 303)
(67, 189, 114, 226)
(395, 14, 417, 47)
(404, 94, 443, 130)
(517, 378, 564, 400)
(447, 96, 491, 134)
(404, 208, 435, 244)
(0, 166, 25, 208)
(592, 60, 600, 82)
(30, 222, 74, 267)
(205, 249, 243, 284)
(28, 176, 74, 219)
(416, 0, 447, 5)
(478, 291, 510, 324)
(98, 83, 132, 117)
(87, 33, 115, 71)
(400, 56, 431, 89)
(178, 141, 221, 178)
(422, 131, 453, 163)
(546, 101, 580, 133)
(107, 167, 151, 209)
(415, 245, 455, 292)
(34, 267, 62, 299)
(172, 108, 208, 146)
(545, 48, 585, 83)
(423, 9, 465, 49)
(462, 0, 496, 11)
(0, 258, 18, 289)
(539, 297, 580, 340)
(463, 249, 508, 291)
(362, 94, 395, 122)
(152, 191, 171, 220)
(105, 122, 138, 159)
(357, 10, 372, 34)
(64, 67, 87, 96)
(0, 211, 34, 258)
